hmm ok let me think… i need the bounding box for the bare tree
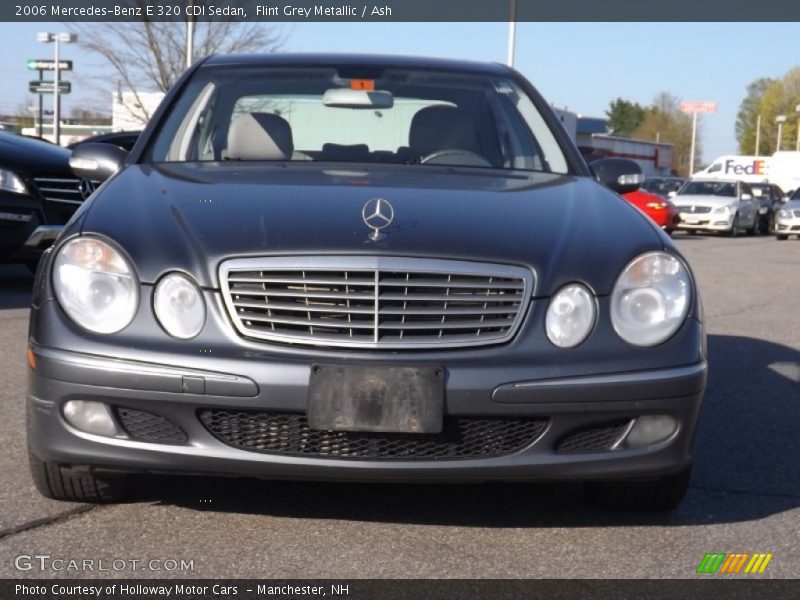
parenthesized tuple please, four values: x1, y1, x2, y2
(70, 11, 284, 125)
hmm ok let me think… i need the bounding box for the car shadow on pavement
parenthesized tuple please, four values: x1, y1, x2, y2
(147, 333, 800, 528)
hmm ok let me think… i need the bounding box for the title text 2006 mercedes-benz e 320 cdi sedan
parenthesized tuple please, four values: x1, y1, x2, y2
(27, 54, 706, 511)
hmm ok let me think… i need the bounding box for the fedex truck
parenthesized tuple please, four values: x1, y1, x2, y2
(694, 152, 800, 193)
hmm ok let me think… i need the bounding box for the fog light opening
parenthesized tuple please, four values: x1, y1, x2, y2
(624, 415, 678, 449)
(63, 400, 119, 437)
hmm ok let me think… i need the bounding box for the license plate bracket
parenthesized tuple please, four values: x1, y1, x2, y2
(307, 364, 444, 433)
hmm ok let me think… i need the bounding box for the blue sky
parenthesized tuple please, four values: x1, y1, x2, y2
(1, 21, 798, 161)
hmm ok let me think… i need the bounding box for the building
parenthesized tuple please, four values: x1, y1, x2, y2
(553, 107, 674, 177)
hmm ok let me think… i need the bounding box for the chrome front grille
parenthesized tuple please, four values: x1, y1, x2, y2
(33, 177, 82, 205)
(676, 205, 711, 214)
(219, 257, 533, 349)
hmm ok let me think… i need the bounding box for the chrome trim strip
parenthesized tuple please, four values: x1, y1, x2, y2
(219, 256, 535, 350)
(41, 197, 82, 206)
(511, 363, 707, 389)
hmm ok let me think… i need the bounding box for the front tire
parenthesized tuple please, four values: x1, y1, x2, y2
(28, 449, 129, 503)
(584, 466, 691, 512)
(777, 234, 789, 241)
(728, 214, 740, 237)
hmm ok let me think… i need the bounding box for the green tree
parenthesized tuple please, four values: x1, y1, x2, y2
(755, 67, 800, 154)
(736, 77, 774, 155)
(632, 92, 698, 177)
(605, 98, 646, 137)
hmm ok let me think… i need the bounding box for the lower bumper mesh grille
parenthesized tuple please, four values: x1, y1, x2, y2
(115, 407, 187, 445)
(555, 420, 631, 453)
(199, 409, 548, 460)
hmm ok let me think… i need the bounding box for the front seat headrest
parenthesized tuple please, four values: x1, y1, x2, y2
(227, 113, 294, 161)
(409, 105, 481, 158)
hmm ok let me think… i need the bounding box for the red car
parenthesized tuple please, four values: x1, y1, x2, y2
(623, 189, 680, 235)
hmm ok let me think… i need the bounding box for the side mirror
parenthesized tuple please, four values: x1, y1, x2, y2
(740, 193, 752, 202)
(589, 157, 644, 194)
(668, 190, 677, 198)
(69, 143, 128, 182)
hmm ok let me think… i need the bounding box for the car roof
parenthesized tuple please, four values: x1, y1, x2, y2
(202, 53, 514, 76)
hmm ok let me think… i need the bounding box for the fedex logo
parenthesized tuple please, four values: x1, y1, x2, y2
(725, 159, 766, 176)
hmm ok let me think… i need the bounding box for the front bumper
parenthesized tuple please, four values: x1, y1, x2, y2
(774, 216, 800, 235)
(676, 210, 732, 231)
(27, 341, 706, 483)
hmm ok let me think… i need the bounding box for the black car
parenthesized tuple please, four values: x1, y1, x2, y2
(0, 133, 87, 269)
(749, 182, 785, 234)
(67, 130, 141, 152)
(27, 54, 706, 511)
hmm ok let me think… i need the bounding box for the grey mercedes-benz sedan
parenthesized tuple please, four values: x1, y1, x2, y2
(27, 54, 706, 511)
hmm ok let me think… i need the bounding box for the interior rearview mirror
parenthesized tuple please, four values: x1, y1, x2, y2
(323, 88, 394, 109)
(740, 193, 752, 201)
(69, 143, 128, 183)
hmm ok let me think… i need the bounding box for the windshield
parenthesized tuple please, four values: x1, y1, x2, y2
(641, 178, 683, 196)
(147, 65, 570, 173)
(678, 181, 736, 197)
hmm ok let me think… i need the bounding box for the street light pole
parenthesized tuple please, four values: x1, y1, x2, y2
(754, 114, 761, 156)
(506, 0, 517, 67)
(688, 111, 698, 176)
(795, 104, 800, 152)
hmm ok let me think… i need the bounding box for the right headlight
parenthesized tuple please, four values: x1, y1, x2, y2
(545, 283, 596, 348)
(610, 251, 691, 347)
(778, 209, 791, 218)
(53, 237, 139, 334)
(712, 205, 730, 214)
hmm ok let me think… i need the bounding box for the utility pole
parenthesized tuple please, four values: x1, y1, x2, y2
(186, 0, 195, 69)
(688, 111, 698, 176)
(776, 115, 786, 152)
(37, 68, 43, 137)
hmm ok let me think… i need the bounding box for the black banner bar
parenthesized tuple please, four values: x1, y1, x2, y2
(5, 0, 800, 22)
(3, 579, 800, 600)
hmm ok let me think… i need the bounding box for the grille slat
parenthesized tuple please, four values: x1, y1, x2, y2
(676, 205, 712, 214)
(199, 409, 548, 460)
(33, 177, 83, 205)
(221, 257, 533, 349)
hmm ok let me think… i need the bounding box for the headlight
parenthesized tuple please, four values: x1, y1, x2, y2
(0, 169, 28, 194)
(712, 205, 730, 214)
(778, 209, 791, 218)
(545, 283, 596, 348)
(53, 237, 138, 334)
(153, 272, 206, 339)
(610, 252, 691, 347)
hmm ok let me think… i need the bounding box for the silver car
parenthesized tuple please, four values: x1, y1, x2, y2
(673, 179, 759, 236)
(775, 198, 800, 240)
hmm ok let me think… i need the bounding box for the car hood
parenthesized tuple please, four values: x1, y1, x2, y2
(0, 133, 72, 176)
(80, 162, 664, 295)
(672, 194, 737, 209)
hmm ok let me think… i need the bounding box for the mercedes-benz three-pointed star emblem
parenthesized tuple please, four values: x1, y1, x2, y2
(361, 198, 394, 240)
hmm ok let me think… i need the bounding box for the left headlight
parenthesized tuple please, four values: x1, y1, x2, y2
(610, 251, 691, 347)
(712, 205, 730, 214)
(153, 272, 206, 339)
(53, 237, 139, 334)
(0, 169, 28, 195)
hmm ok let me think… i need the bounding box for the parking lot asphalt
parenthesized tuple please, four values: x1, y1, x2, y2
(0, 234, 798, 579)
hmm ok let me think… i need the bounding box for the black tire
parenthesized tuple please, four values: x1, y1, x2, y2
(28, 448, 128, 503)
(776, 234, 788, 241)
(584, 466, 691, 512)
(728, 214, 739, 237)
(746, 215, 758, 236)
(664, 228, 674, 237)
(688, 230, 699, 235)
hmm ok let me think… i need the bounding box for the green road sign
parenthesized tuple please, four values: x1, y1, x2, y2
(26, 59, 73, 71)
(28, 80, 71, 94)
